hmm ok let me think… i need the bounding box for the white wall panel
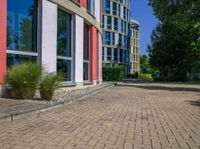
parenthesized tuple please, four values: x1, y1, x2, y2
(95, 0, 101, 23)
(74, 15, 84, 83)
(40, 0, 57, 73)
(98, 32, 102, 81)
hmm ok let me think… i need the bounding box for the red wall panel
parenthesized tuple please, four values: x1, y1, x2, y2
(90, 26, 97, 81)
(80, 0, 87, 9)
(0, 0, 7, 84)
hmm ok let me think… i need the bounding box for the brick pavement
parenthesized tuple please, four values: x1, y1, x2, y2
(0, 83, 111, 121)
(0, 84, 200, 149)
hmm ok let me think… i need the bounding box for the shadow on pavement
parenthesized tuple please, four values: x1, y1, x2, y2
(185, 100, 200, 107)
(119, 84, 200, 93)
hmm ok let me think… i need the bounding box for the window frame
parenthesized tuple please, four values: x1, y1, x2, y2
(57, 9, 74, 83)
(83, 23, 90, 82)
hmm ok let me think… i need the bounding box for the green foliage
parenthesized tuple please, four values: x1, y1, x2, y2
(153, 76, 172, 82)
(39, 73, 64, 101)
(140, 55, 153, 74)
(148, 0, 200, 81)
(187, 73, 200, 81)
(127, 71, 139, 79)
(103, 66, 125, 81)
(6, 62, 42, 99)
(133, 71, 139, 78)
(139, 74, 152, 79)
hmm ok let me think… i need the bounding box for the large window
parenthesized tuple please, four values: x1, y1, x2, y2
(114, 48, 118, 62)
(107, 16, 112, 29)
(119, 34, 122, 47)
(118, 4, 121, 17)
(57, 10, 72, 81)
(7, 54, 37, 67)
(105, 0, 110, 13)
(87, 0, 95, 15)
(112, 32, 115, 45)
(112, 2, 117, 16)
(114, 18, 118, 31)
(123, 7, 126, 20)
(83, 24, 90, 81)
(102, 47, 105, 61)
(121, 21, 123, 33)
(124, 35, 127, 48)
(105, 32, 111, 45)
(107, 48, 112, 61)
(120, 49, 123, 62)
(7, 0, 37, 66)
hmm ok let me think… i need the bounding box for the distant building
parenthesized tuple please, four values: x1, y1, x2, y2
(102, 0, 131, 74)
(130, 19, 140, 73)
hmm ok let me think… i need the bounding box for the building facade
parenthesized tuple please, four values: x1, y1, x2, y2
(130, 19, 140, 73)
(0, 0, 102, 87)
(102, 0, 131, 72)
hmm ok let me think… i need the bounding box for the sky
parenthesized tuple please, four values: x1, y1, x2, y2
(130, 0, 159, 55)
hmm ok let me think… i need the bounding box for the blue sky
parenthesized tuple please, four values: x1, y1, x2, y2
(130, 0, 159, 55)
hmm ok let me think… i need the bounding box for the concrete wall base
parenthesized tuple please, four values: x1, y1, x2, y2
(0, 85, 2, 97)
(0, 84, 7, 98)
(76, 82, 84, 89)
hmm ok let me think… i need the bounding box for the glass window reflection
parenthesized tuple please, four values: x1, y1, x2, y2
(57, 10, 71, 57)
(57, 59, 71, 81)
(7, 54, 37, 67)
(57, 10, 72, 81)
(7, 0, 37, 52)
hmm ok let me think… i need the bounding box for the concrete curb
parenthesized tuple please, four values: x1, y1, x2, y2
(115, 83, 144, 87)
(0, 84, 113, 124)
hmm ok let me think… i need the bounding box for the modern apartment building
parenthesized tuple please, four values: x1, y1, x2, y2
(102, 0, 131, 72)
(0, 0, 102, 87)
(130, 19, 140, 73)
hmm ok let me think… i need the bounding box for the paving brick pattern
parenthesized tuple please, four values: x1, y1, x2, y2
(0, 85, 200, 149)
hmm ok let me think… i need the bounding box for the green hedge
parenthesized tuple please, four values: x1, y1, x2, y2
(139, 74, 152, 79)
(103, 66, 125, 81)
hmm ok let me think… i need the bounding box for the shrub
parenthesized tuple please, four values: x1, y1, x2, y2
(39, 73, 64, 101)
(139, 74, 152, 79)
(103, 66, 125, 81)
(133, 71, 139, 78)
(126, 74, 134, 79)
(6, 62, 42, 99)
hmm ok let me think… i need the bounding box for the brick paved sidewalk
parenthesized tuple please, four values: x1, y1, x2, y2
(0, 84, 200, 149)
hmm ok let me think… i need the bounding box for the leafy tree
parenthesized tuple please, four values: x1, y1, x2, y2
(140, 55, 153, 74)
(148, 0, 200, 81)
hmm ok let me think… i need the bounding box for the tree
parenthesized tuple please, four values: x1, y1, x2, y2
(148, 0, 200, 81)
(140, 55, 153, 74)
